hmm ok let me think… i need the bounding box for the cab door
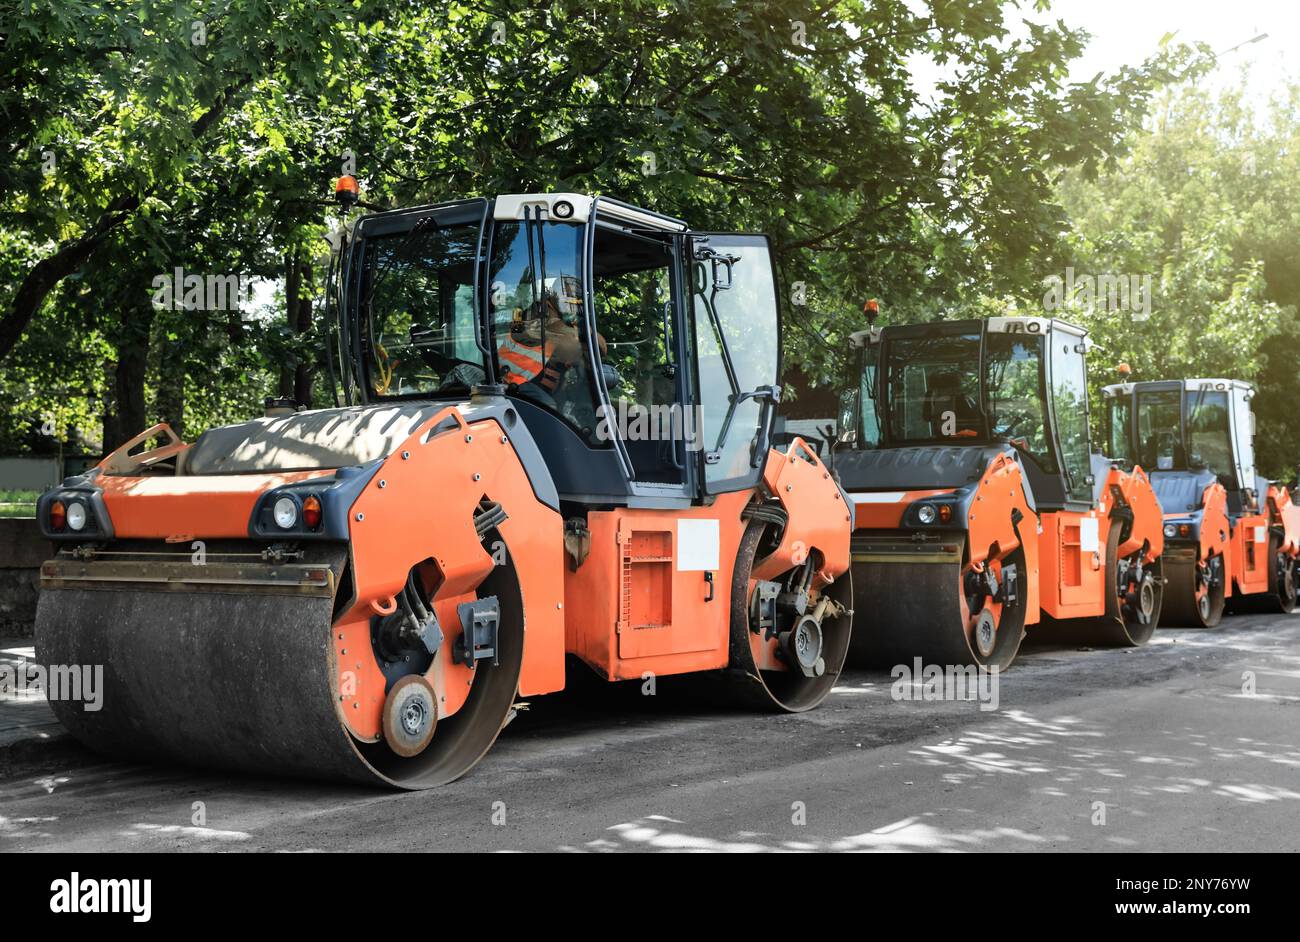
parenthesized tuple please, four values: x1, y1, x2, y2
(1046, 324, 1094, 506)
(689, 234, 781, 494)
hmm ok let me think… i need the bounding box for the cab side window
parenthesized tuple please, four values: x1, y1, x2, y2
(1050, 337, 1093, 502)
(592, 225, 683, 484)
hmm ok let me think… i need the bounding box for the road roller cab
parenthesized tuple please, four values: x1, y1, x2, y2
(1102, 378, 1300, 625)
(34, 192, 854, 788)
(834, 316, 1164, 671)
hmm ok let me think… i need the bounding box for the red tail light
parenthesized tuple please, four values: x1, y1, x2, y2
(49, 499, 66, 532)
(302, 495, 322, 530)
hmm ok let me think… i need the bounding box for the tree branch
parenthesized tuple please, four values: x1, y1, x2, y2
(0, 75, 254, 361)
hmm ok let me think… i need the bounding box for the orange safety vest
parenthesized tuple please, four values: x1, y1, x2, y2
(498, 331, 565, 391)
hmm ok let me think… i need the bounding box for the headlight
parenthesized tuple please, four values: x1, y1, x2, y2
(66, 500, 88, 531)
(273, 497, 298, 529)
(917, 503, 937, 525)
(1163, 523, 1177, 539)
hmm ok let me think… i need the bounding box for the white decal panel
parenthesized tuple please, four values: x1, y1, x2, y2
(677, 519, 720, 571)
(1080, 516, 1100, 554)
(851, 492, 907, 505)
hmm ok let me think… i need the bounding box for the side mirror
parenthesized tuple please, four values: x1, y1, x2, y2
(837, 388, 860, 444)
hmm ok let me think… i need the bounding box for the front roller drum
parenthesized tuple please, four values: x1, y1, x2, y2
(848, 544, 1028, 672)
(1161, 553, 1225, 628)
(725, 520, 853, 712)
(36, 544, 527, 789)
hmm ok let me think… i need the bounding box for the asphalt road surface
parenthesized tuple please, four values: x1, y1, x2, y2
(2, 612, 1298, 853)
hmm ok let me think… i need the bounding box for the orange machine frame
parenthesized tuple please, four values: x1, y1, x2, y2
(565, 438, 851, 681)
(86, 415, 850, 744)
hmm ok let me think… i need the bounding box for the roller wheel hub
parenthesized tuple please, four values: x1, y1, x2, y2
(382, 674, 438, 758)
(782, 616, 825, 679)
(1278, 553, 1296, 603)
(973, 609, 998, 658)
(1135, 573, 1157, 624)
(401, 699, 428, 736)
(1195, 556, 1221, 620)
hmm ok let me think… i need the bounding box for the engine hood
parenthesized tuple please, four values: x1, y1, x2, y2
(835, 445, 1007, 493)
(182, 402, 460, 475)
(1149, 468, 1218, 515)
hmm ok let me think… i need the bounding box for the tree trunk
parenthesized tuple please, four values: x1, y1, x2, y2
(293, 254, 314, 407)
(280, 247, 300, 400)
(0, 198, 137, 360)
(154, 326, 186, 439)
(102, 304, 155, 453)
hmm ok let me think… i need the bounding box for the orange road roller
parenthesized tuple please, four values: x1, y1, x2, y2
(34, 192, 854, 788)
(1101, 377, 1300, 626)
(833, 315, 1165, 671)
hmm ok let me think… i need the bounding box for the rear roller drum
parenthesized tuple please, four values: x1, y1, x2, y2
(1074, 521, 1164, 645)
(726, 519, 853, 712)
(1268, 535, 1298, 614)
(1162, 553, 1225, 628)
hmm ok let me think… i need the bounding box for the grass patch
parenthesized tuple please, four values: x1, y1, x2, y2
(0, 489, 39, 518)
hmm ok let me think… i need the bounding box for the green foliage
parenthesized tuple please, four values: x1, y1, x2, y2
(0, 0, 1207, 452)
(1054, 79, 1300, 479)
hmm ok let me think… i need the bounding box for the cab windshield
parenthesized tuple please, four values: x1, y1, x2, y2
(1133, 387, 1235, 478)
(1106, 393, 1135, 465)
(359, 219, 487, 398)
(875, 328, 1055, 471)
(985, 332, 1051, 470)
(1135, 389, 1183, 470)
(882, 331, 984, 443)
